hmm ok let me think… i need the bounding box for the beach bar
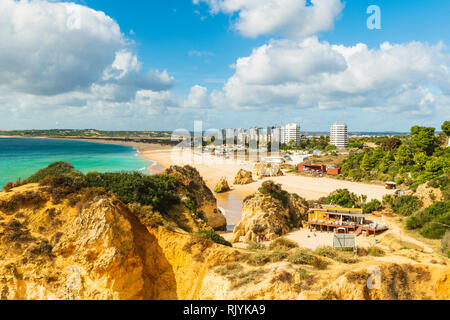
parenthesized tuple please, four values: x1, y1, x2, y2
(308, 205, 388, 236)
(298, 163, 341, 175)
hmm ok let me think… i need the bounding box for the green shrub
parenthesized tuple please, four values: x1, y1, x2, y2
(259, 181, 289, 207)
(26, 162, 79, 183)
(406, 201, 450, 238)
(2, 178, 25, 192)
(86, 171, 180, 213)
(269, 248, 288, 262)
(423, 201, 450, 217)
(197, 230, 232, 247)
(439, 212, 450, 226)
(315, 246, 359, 264)
(215, 263, 244, 277)
(319, 189, 361, 208)
(269, 237, 299, 250)
(312, 256, 330, 270)
(406, 214, 424, 230)
(420, 222, 449, 239)
(392, 195, 422, 216)
(183, 234, 214, 253)
(336, 254, 360, 264)
(367, 246, 386, 257)
(23, 162, 182, 214)
(441, 180, 450, 201)
(229, 269, 268, 289)
(382, 194, 394, 206)
(315, 246, 338, 259)
(39, 174, 88, 204)
(288, 249, 314, 265)
(2, 182, 14, 192)
(363, 199, 382, 213)
(184, 197, 196, 212)
(247, 241, 266, 251)
(247, 252, 271, 266)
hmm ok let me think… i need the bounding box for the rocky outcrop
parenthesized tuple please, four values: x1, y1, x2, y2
(233, 169, 254, 185)
(214, 178, 231, 194)
(0, 187, 147, 300)
(165, 165, 227, 230)
(253, 163, 284, 180)
(415, 184, 444, 209)
(230, 181, 308, 243)
(0, 185, 235, 300)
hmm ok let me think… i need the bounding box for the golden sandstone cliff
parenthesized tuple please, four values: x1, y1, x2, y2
(165, 165, 227, 230)
(231, 181, 309, 243)
(0, 166, 448, 300)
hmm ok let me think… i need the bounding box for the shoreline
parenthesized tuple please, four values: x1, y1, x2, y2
(0, 136, 172, 175)
(61, 138, 173, 175)
(102, 141, 396, 224)
(0, 136, 396, 225)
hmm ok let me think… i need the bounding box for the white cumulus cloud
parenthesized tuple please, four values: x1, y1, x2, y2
(212, 37, 450, 117)
(0, 0, 173, 101)
(193, 0, 344, 38)
(183, 85, 209, 108)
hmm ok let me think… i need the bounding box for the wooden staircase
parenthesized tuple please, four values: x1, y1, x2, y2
(355, 226, 363, 236)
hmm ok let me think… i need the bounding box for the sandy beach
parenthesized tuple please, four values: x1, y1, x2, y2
(77, 140, 395, 225)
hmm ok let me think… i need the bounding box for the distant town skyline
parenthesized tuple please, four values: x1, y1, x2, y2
(0, 0, 448, 131)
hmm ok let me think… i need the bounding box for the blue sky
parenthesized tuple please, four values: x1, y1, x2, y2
(74, 0, 449, 95)
(0, 0, 449, 132)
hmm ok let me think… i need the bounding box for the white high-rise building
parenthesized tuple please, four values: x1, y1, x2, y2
(249, 127, 263, 142)
(236, 128, 248, 144)
(282, 123, 301, 145)
(268, 126, 282, 143)
(330, 123, 348, 149)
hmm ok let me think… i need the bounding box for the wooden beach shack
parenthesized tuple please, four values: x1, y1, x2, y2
(308, 205, 388, 236)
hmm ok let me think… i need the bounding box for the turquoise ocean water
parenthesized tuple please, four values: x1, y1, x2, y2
(0, 138, 151, 187)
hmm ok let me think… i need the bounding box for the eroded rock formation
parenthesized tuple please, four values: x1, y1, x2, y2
(253, 163, 284, 180)
(233, 169, 254, 185)
(231, 181, 308, 243)
(165, 165, 227, 230)
(214, 178, 231, 194)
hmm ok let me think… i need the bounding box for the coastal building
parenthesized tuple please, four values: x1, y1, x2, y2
(282, 123, 301, 145)
(236, 128, 248, 145)
(249, 127, 264, 143)
(268, 126, 282, 143)
(298, 163, 341, 175)
(308, 205, 388, 236)
(330, 123, 348, 149)
(225, 128, 236, 144)
(218, 129, 226, 145)
(268, 126, 283, 151)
